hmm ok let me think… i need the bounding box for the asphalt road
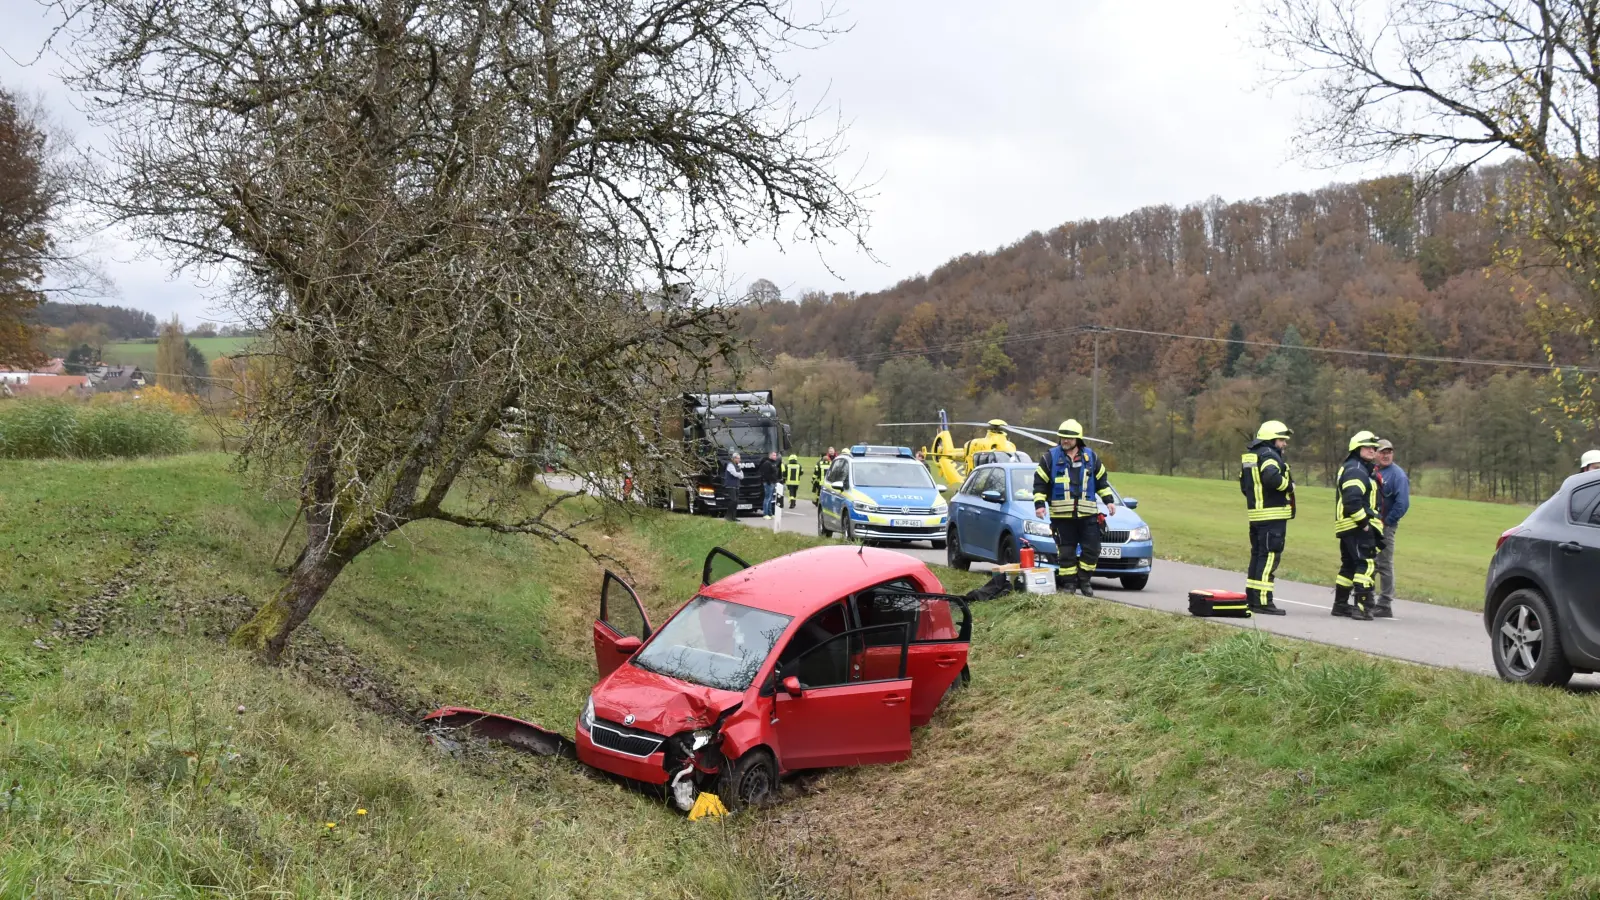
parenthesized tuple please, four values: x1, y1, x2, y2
(747, 498, 1503, 677)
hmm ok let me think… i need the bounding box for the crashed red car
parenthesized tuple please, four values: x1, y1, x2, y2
(578, 545, 971, 810)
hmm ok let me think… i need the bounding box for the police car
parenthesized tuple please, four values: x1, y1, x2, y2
(817, 445, 950, 548)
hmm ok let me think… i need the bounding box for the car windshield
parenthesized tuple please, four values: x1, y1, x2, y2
(709, 421, 779, 455)
(1009, 468, 1121, 504)
(853, 461, 934, 488)
(631, 596, 793, 692)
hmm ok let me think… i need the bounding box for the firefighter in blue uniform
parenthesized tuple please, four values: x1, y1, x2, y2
(1033, 419, 1116, 597)
(1333, 430, 1385, 621)
(1240, 420, 1294, 616)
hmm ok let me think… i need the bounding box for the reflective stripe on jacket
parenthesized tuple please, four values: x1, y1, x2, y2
(784, 456, 803, 485)
(1334, 455, 1383, 535)
(1032, 445, 1113, 518)
(1241, 440, 1294, 522)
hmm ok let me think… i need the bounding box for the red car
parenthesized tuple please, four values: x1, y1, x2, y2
(578, 545, 972, 810)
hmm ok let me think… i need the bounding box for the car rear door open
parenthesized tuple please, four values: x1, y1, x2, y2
(855, 588, 972, 726)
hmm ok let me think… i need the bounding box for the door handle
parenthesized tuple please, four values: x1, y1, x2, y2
(935, 656, 959, 668)
(881, 695, 906, 706)
(1561, 541, 1584, 555)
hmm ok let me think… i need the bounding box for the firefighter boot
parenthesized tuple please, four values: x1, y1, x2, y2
(1331, 585, 1354, 618)
(1351, 589, 1374, 621)
(1077, 572, 1095, 598)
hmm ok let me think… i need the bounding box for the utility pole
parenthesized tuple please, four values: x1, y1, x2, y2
(1088, 325, 1109, 436)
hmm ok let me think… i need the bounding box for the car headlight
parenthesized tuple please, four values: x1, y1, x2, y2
(854, 502, 877, 513)
(1023, 519, 1053, 537)
(1129, 525, 1150, 542)
(581, 696, 595, 731)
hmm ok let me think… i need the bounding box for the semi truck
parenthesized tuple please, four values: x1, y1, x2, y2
(667, 390, 790, 515)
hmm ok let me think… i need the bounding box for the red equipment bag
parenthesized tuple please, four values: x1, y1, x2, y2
(1188, 589, 1251, 618)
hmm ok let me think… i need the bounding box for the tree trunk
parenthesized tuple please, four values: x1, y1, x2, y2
(230, 539, 357, 663)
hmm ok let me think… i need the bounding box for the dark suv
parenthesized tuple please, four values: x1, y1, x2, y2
(1484, 472, 1600, 686)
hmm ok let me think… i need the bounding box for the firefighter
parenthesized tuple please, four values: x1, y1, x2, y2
(811, 447, 836, 497)
(1240, 420, 1294, 616)
(783, 452, 803, 509)
(1033, 419, 1116, 597)
(1333, 430, 1385, 621)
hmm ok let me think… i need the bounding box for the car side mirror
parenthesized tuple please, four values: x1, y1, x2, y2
(1122, 498, 1139, 510)
(781, 675, 804, 698)
(829, 480, 845, 489)
(614, 635, 643, 655)
(980, 489, 1004, 503)
(935, 484, 947, 492)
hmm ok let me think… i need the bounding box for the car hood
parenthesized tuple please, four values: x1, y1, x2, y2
(592, 662, 743, 736)
(852, 486, 945, 508)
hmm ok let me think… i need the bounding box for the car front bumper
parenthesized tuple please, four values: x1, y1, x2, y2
(849, 510, 948, 542)
(1021, 537, 1153, 573)
(575, 720, 669, 785)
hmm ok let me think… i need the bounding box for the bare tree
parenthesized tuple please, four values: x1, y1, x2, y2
(1261, 0, 1600, 432)
(47, 0, 866, 661)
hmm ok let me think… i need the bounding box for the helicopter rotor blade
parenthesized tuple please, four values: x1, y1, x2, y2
(1006, 423, 1115, 446)
(876, 422, 953, 427)
(998, 425, 1056, 447)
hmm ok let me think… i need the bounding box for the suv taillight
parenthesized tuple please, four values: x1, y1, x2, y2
(1497, 526, 1525, 550)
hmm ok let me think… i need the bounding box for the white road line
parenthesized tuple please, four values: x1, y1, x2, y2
(1279, 598, 1327, 609)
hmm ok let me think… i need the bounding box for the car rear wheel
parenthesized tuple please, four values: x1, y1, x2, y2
(717, 748, 777, 811)
(1492, 588, 1573, 687)
(946, 528, 970, 571)
(817, 504, 832, 537)
(1121, 574, 1149, 591)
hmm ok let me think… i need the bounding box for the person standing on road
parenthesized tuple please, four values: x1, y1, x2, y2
(1333, 431, 1385, 621)
(1033, 419, 1116, 597)
(1240, 421, 1294, 616)
(783, 453, 803, 509)
(1373, 439, 1410, 619)
(812, 447, 836, 497)
(758, 451, 781, 518)
(1582, 449, 1600, 473)
(722, 453, 743, 522)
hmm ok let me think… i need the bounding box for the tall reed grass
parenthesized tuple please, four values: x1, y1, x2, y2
(0, 401, 194, 459)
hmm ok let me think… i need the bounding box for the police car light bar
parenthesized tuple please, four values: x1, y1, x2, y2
(849, 444, 913, 458)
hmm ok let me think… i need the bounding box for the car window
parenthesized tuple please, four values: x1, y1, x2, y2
(855, 579, 920, 646)
(958, 468, 987, 496)
(1009, 468, 1035, 501)
(776, 602, 849, 672)
(630, 596, 792, 692)
(1569, 482, 1600, 525)
(782, 630, 869, 688)
(980, 468, 1006, 496)
(852, 461, 936, 488)
(827, 458, 848, 485)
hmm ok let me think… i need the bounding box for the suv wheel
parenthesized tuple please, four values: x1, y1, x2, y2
(817, 504, 832, 538)
(1492, 588, 1573, 687)
(946, 528, 970, 571)
(717, 748, 777, 811)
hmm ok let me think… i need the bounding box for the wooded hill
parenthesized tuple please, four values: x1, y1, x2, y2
(739, 164, 1592, 502)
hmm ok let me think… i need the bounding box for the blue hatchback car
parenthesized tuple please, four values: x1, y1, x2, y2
(945, 462, 1154, 590)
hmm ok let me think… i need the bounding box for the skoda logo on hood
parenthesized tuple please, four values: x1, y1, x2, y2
(623, 713, 635, 726)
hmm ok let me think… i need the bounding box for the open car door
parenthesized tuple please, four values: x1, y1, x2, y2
(701, 546, 751, 587)
(854, 588, 972, 726)
(773, 624, 913, 769)
(594, 571, 652, 679)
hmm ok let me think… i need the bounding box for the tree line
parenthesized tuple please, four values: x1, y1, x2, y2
(743, 165, 1596, 503)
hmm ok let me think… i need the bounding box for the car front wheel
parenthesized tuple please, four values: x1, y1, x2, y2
(1121, 574, 1149, 591)
(1492, 588, 1573, 687)
(946, 528, 970, 571)
(717, 748, 778, 811)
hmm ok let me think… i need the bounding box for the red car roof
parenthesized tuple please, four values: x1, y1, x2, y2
(699, 545, 941, 617)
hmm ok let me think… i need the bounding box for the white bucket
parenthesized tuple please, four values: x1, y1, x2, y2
(1023, 567, 1056, 595)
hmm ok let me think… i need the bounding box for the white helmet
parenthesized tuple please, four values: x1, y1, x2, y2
(1582, 449, 1600, 470)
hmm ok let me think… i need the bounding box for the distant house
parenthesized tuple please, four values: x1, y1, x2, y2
(90, 365, 146, 392)
(2, 374, 93, 399)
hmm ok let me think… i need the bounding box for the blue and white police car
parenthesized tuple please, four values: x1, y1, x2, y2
(816, 445, 950, 548)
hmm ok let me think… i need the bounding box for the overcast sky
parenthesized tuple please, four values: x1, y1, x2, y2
(0, 0, 1377, 323)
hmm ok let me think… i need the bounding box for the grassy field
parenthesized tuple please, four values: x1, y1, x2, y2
(7, 453, 1600, 897)
(102, 337, 255, 370)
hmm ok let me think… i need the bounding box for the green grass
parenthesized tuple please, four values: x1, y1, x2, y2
(6, 452, 1599, 898)
(102, 337, 256, 370)
(0, 401, 194, 459)
(1114, 472, 1528, 610)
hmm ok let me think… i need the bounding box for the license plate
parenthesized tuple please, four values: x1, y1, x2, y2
(737, 504, 752, 510)
(891, 518, 924, 527)
(1100, 545, 1122, 558)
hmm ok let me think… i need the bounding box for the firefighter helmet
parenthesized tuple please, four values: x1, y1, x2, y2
(1348, 430, 1382, 452)
(1056, 419, 1084, 439)
(1256, 420, 1293, 442)
(1581, 449, 1600, 470)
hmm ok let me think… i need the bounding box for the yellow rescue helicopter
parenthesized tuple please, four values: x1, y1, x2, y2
(879, 410, 1111, 488)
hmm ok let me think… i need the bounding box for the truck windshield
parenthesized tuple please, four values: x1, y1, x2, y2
(853, 461, 935, 488)
(709, 421, 778, 455)
(631, 596, 793, 692)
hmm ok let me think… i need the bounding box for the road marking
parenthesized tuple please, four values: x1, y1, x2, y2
(1279, 599, 1327, 609)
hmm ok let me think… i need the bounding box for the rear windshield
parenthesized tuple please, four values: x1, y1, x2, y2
(854, 461, 934, 488)
(631, 596, 792, 692)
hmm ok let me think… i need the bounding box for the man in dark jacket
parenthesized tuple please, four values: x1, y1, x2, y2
(1240, 420, 1294, 616)
(1373, 439, 1409, 618)
(757, 451, 781, 518)
(722, 453, 743, 521)
(1333, 431, 1385, 621)
(1033, 418, 1116, 597)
